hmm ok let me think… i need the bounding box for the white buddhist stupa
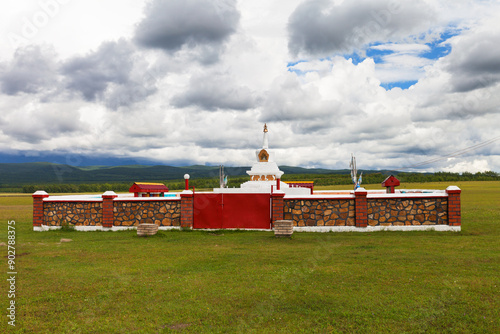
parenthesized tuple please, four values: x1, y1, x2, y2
(214, 124, 309, 195)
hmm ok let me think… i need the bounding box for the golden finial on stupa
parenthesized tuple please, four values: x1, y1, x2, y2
(263, 123, 268, 133)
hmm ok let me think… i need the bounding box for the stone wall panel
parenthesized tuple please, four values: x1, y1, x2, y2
(114, 200, 181, 227)
(44, 202, 103, 226)
(367, 198, 447, 226)
(284, 197, 448, 227)
(284, 199, 355, 227)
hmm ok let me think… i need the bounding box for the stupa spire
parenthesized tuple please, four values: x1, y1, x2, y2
(262, 123, 269, 149)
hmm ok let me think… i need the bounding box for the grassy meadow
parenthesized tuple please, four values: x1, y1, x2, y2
(0, 181, 499, 333)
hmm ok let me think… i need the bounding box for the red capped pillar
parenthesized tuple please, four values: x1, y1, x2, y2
(446, 186, 462, 226)
(180, 174, 193, 229)
(271, 192, 285, 229)
(180, 193, 193, 229)
(32, 190, 49, 228)
(102, 191, 117, 228)
(355, 187, 368, 228)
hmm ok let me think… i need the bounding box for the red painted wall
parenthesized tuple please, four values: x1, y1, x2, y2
(193, 193, 271, 229)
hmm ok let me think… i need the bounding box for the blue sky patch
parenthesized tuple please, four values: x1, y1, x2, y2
(287, 60, 307, 67)
(421, 30, 459, 60)
(381, 80, 418, 90)
(365, 42, 393, 64)
(342, 52, 365, 65)
(287, 59, 307, 74)
(287, 30, 460, 89)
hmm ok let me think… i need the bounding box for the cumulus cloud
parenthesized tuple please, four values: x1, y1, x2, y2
(443, 159, 491, 174)
(1, 100, 85, 144)
(172, 71, 256, 111)
(134, 0, 240, 61)
(370, 43, 434, 84)
(287, 0, 435, 57)
(62, 39, 157, 109)
(260, 57, 414, 148)
(260, 72, 343, 124)
(0, 45, 59, 95)
(263, 58, 381, 123)
(62, 40, 134, 101)
(445, 18, 500, 92)
(407, 15, 500, 122)
(0, 0, 499, 172)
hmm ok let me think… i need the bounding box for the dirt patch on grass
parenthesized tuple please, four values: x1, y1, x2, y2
(165, 323, 191, 331)
(4, 252, 29, 257)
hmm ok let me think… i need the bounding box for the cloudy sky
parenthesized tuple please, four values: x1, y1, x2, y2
(1, 0, 499, 173)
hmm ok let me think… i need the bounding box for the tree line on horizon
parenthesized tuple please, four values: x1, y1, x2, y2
(14, 171, 500, 194)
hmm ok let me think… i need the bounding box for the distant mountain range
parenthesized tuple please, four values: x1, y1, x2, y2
(0, 162, 354, 185)
(0, 152, 164, 166)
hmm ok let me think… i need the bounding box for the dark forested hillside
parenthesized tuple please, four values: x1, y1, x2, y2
(0, 163, 355, 186)
(0, 162, 498, 193)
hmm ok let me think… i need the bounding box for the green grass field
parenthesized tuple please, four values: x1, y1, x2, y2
(1, 182, 499, 333)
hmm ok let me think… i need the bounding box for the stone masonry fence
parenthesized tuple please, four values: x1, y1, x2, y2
(33, 186, 461, 232)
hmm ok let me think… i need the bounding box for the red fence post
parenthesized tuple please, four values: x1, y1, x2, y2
(102, 191, 117, 228)
(32, 190, 49, 228)
(271, 192, 285, 229)
(180, 190, 194, 229)
(446, 186, 462, 227)
(355, 188, 368, 228)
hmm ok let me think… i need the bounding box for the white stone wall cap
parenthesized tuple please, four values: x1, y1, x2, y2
(33, 190, 49, 196)
(114, 196, 180, 201)
(285, 194, 355, 199)
(368, 193, 447, 199)
(181, 189, 193, 195)
(102, 191, 117, 196)
(354, 187, 367, 192)
(34, 225, 459, 232)
(35, 225, 182, 232)
(446, 186, 461, 191)
(45, 197, 103, 202)
(294, 225, 461, 233)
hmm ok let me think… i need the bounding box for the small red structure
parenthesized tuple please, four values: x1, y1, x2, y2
(284, 181, 314, 194)
(381, 175, 400, 193)
(129, 182, 169, 197)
